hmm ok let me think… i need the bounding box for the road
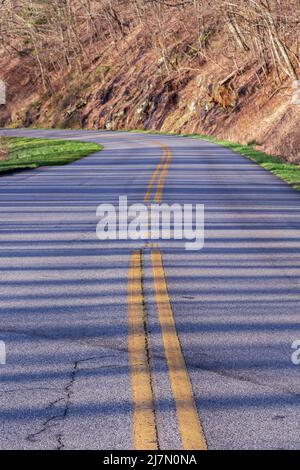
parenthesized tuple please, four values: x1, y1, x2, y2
(0, 128, 299, 450)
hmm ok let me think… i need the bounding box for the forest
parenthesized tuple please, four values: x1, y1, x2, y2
(1, 1, 300, 160)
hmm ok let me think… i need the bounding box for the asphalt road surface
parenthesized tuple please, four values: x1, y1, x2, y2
(0, 129, 299, 450)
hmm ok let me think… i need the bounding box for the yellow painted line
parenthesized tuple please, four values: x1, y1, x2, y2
(128, 250, 158, 450)
(144, 145, 167, 203)
(154, 148, 172, 203)
(151, 249, 207, 450)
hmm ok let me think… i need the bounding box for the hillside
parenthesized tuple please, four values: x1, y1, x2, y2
(0, 0, 300, 162)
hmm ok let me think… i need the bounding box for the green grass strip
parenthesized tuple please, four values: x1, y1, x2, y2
(0, 137, 102, 175)
(128, 128, 300, 191)
(187, 134, 300, 191)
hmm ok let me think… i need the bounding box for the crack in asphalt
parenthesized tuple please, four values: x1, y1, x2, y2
(26, 357, 96, 450)
(151, 351, 300, 399)
(191, 361, 300, 399)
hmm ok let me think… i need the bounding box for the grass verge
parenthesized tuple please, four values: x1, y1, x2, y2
(0, 137, 102, 175)
(129, 129, 300, 191)
(187, 134, 300, 191)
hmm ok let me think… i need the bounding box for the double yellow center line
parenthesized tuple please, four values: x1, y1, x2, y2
(128, 144, 207, 450)
(128, 250, 158, 450)
(144, 144, 172, 204)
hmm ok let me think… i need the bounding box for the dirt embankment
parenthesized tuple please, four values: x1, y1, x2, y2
(0, 3, 300, 162)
